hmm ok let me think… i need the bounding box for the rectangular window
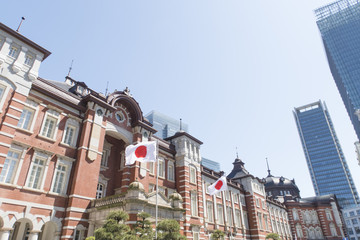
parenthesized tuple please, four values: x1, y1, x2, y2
(227, 207, 233, 226)
(235, 210, 241, 227)
(258, 212, 263, 229)
(262, 200, 266, 209)
(101, 149, 110, 167)
(158, 159, 165, 178)
(168, 162, 174, 181)
(264, 214, 269, 230)
(234, 193, 239, 203)
(217, 204, 224, 224)
(240, 195, 246, 206)
(159, 186, 166, 195)
(17, 107, 35, 130)
(63, 125, 76, 146)
(149, 184, 155, 193)
(41, 115, 57, 138)
(0, 150, 21, 184)
(167, 188, 175, 198)
(193, 232, 199, 240)
(8, 46, 17, 57)
(148, 162, 155, 175)
(191, 192, 198, 216)
(52, 163, 67, 194)
(190, 166, 196, 184)
(207, 201, 214, 222)
(24, 54, 33, 66)
(27, 157, 46, 189)
(96, 183, 105, 199)
(256, 198, 260, 207)
(243, 211, 249, 229)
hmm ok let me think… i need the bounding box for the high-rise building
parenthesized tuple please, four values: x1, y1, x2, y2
(201, 157, 221, 172)
(315, 0, 360, 141)
(145, 110, 189, 139)
(293, 100, 360, 208)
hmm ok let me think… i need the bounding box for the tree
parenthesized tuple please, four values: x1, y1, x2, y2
(211, 230, 225, 240)
(94, 210, 131, 240)
(156, 219, 186, 240)
(132, 212, 154, 240)
(266, 233, 280, 240)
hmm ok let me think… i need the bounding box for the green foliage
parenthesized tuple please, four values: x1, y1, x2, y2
(211, 230, 225, 240)
(94, 210, 131, 240)
(156, 219, 186, 240)
(266, 233, 280, 240)
(132, 212, 153, 240)
(85, 237, 95, 240)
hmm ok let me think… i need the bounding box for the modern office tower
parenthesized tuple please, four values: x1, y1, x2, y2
(145, 110, 189, 139)
(294, 100, 360, 208)
(201, 157, 220, 172)
(315, 0, 360, 141)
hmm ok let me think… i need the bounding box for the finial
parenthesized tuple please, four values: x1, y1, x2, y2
(180, 118, 182, 131)
(236, 147, 239, 159)
(266, 157, 272, 177)
(105, 81, 109, 96)
(16, 17, 25, 32)
(67, 59, 74, 77)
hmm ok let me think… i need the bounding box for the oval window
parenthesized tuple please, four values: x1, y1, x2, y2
(116, 112, 125, 122)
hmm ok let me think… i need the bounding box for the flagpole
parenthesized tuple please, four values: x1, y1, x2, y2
(155, 139, 159, 239)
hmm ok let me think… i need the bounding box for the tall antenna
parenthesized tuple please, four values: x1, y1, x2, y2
(105, 81, 109, 96)
(16, 17, 25, 32)
(179, 118, 182, 131)
(67, 60, 74, 77)
(266, 157, 272, 177)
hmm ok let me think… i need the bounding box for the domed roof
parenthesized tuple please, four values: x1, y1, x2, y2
(265, 175, 299, 190)
(128, 180, 144, 191)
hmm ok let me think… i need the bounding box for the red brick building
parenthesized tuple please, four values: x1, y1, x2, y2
(0, 22, 344, 240)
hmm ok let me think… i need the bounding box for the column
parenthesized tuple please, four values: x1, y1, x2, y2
(0, 230, 11, 240)
(28, 231, 40, 240)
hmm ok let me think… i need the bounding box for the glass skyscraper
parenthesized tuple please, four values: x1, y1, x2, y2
(145, 110, 189, 139)
(315, 0, 360, 141)
(294, 100, 360, 208)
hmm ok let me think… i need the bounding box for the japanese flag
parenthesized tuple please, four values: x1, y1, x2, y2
(208, 176, 228, 195)
(125, 141, 157, 165)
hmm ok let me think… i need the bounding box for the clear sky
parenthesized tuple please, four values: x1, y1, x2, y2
(2, 0, 359, 198)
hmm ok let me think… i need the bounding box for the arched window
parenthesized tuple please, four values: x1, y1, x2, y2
(74, 225, 86, 240)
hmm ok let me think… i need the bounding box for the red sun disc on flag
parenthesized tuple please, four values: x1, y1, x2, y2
(135, 146, 147, 158)
(215, 180, 223, 190)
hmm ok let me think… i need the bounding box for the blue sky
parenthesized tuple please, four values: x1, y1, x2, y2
(2, 0, 358, 197)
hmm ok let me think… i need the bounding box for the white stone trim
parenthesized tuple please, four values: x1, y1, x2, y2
(0, 197, 65, 211)
(9, 105, 23, 112)
(0, 131, 14, 138)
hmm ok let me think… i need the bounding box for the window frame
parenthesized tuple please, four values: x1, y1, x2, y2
(167, 161, 175, 182)
(158, 158, 165, 178)
(50, 158, 72, 195)
(189, 165, 196, 184)
(62, 118, 80, 147)
(191, 191, 198, 216)
(206, 201, 214, 222)
(8, 45, 18, 58)
(217, 204, 224, 224)
(26, 151, 51, 190)
(39, 109, 60, 140)
(0, 146, 24, 184)
(17, 99, 39, 132)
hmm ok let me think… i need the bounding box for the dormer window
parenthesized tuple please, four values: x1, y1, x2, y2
(24, 54, 33, 66)
(8, 46, 17, 58)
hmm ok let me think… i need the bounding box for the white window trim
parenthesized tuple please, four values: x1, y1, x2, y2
(61, 117, 80, 147)
(167, 161, 175, 182)
(191, 191, 198, 217)
(96, 174, 109, 199)
(50, 158, 72, 195)
(25, 151, 52, 190)
(39, 109, 60, 140)
(158, 158, 165, 178)
(0, 144, 27, 185)
(189, 165, 196, 184)
(0, 82, 12, 114)
(17, 99, 39, 132)
(73, 224, 86, 240)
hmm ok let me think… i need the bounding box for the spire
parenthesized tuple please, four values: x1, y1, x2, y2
(266, 157, 273, 177)
(67, 59, 74, 77)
